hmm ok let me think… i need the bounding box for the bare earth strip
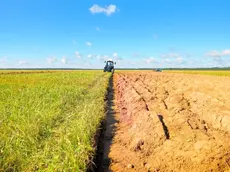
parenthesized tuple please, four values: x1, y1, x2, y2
(107, 71, 230, 172)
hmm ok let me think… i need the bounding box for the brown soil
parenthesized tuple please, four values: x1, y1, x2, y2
(105, 71, 230, 172)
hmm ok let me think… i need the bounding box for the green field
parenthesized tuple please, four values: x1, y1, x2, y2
(164, 70, 230, 76)
(0, 71, 111, 171)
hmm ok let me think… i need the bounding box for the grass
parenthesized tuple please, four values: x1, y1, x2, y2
(0, 71, 111, 171)
(164, 70, 230, 76)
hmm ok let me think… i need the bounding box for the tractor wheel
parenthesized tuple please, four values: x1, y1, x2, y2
(112, 69, 115, 74)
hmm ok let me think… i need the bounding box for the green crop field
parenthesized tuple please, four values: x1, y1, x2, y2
(164, 70, 230, 76)
(0, 71, 111, 171)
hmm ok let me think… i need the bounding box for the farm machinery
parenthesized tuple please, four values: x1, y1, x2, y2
(153, 68, 162, 72)
(104, 59, 116, 73)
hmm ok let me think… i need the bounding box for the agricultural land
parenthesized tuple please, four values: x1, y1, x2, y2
(1, 70, 230, 172)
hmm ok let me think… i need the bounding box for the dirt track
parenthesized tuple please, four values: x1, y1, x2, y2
(105, 71, 230, 172)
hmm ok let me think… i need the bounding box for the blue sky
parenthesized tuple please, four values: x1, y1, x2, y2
(0, 0, 230, 68)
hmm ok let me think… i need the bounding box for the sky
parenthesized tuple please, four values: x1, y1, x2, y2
(0, 0, 230, 68)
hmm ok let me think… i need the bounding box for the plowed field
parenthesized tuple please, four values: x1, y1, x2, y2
(106, 71, 230, 172)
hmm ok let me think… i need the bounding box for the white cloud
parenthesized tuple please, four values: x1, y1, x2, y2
(164, 58, 172, 64)
(61, 57, 67, 64)
(112, 52, 123, 61)
(161, 53, 182, 59)
(205, 49, 230, 68)
(223, 49, 230, 56)
(47, 57, 57, 64)
(88, 54, 92, 58)
(86, 53, 122, 62)
(98, 55, 110, 62)
(17, 60, 28, 66)
(96, 55, 101, 60)
(206, 49, 230, 57)
(144, 57, 157, 64)
(130, 61, 136, 65)
(75, 51, 82, 59)
(89, 4, 117, 16)
(113, 52, 118, 57)
(175, 57, 183, 64)
(87, 54, 101, 59)
(160, 52, 186, 65)
(0, 56, 8, 63)
(84, 62, 92, 68)
(86, 41, 92, 47)
(103, 55, 109, 61)
(206, 50, 222, 58)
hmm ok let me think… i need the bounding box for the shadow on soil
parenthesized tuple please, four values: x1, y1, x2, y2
(89, 75, 118, 172)
(157, 114, 170, 140)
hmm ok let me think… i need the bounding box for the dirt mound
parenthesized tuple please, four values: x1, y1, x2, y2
(108, 72, 230, 172)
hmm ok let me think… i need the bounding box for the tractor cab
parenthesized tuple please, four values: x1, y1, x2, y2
(104, 59, 116, 73)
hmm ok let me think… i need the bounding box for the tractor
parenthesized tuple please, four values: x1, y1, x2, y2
(104, 59, 116, 73)
(153, 68, 162, 72)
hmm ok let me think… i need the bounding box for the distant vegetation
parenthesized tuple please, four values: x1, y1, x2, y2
(162, 67, 230, 70)
(164, 70, 230, 76)
(1, 67, 230, 71)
